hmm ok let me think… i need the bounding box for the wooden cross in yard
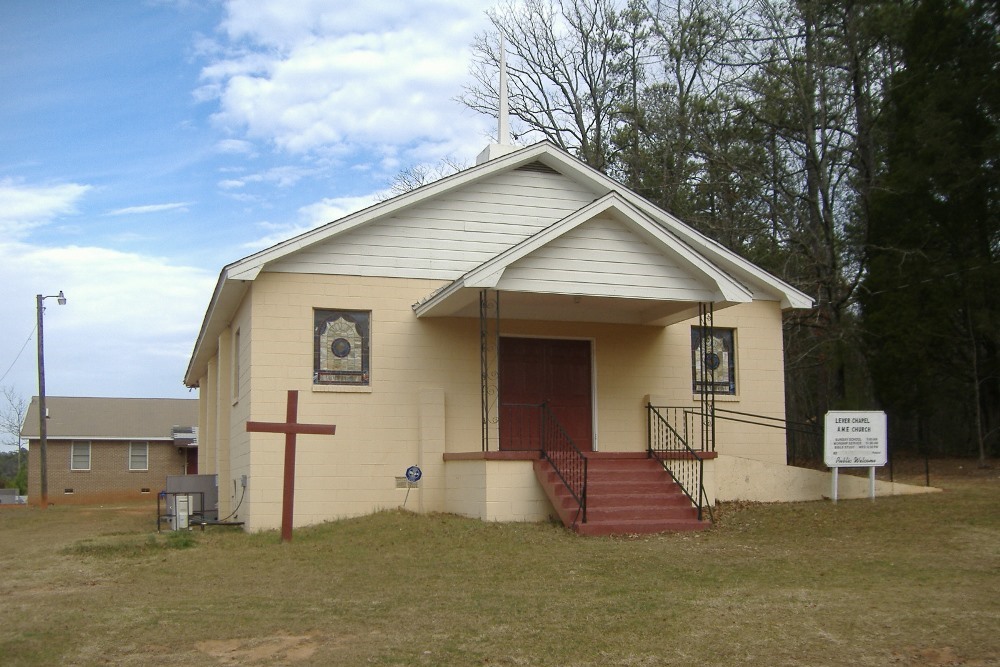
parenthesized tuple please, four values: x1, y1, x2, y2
(246, 390, 336, 543)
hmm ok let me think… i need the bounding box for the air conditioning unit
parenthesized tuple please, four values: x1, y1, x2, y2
(169, 494, 191, 530)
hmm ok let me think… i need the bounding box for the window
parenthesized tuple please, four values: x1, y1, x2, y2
(129, 442, 149, 471)
(691, 327, 736, 395)
(71, 442, 91, 471)
(314, 309, 370, 385)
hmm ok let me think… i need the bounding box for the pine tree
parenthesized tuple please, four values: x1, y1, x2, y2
(863, 0, 1000, 462)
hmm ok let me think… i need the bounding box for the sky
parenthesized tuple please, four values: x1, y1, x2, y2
(0, 0, 502, 440)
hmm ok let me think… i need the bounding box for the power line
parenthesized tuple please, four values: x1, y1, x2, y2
(0, 326, 36, 385)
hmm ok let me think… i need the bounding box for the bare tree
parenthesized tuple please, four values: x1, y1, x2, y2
(703, 0, 902, 422)
(629, 0, 754, 218)
(462, 0, 642, 171)
(1, 386, 28, 477)
(378, 156, 469, 200)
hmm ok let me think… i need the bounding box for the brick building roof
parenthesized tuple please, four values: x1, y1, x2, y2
(21, 396, 198, 441)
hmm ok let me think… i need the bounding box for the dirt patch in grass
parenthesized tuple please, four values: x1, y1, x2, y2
(195, 635, 320, 664)
(1, 469, 997, 666)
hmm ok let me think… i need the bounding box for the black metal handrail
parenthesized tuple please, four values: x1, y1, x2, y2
(539, 403, 588, 526)
(647, 404, 710, 522)
(711, 407, 821, 466)
(648, 405, 715, 452)
(664, 406, 931, 486)
(500, 402, 588, 525)
(666, 405, 822, 465)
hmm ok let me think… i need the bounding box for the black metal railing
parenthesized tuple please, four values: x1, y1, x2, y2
(649, 405, 714, 453)
(660, 405, 822, 466)
(500, 402, 588, 525)
(652, 402, 926, 472)
(709, 407, 822, 466)
(647, 404, 710, 522)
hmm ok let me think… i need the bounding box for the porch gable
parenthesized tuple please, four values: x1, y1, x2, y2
(413, 192, 753, 325)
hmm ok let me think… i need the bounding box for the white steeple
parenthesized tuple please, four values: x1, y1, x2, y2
(498, 37, 510, 146)
(476, 35, 518, 164)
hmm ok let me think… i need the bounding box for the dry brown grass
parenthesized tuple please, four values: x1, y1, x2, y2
(1, 462, 997, 666)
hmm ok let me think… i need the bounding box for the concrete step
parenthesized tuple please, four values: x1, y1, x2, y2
(533, 455, 710, 536)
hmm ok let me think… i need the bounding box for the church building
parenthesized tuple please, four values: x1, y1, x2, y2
(184, 133, 869, 535)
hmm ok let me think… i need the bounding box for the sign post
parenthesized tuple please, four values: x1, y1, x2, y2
(824, 411, 887, 502)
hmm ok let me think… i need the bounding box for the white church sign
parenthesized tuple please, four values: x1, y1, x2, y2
(824, 410, 887, 502)
(824, 411, 887, 467)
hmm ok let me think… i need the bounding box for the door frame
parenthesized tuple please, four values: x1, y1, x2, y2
(498, 334, 598, 451)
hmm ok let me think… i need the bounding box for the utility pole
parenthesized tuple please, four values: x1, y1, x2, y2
(36, 290, 66, 507)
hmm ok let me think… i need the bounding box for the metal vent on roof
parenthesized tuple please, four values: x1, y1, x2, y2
(516, 161, 560, 175)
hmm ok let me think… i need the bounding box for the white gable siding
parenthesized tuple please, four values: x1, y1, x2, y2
(496, 217, 717, 302)
(268, 167, 599, 279)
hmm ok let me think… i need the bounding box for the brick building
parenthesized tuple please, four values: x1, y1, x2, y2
(22, 396, 198, 505)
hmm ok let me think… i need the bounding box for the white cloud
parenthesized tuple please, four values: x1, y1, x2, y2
(0, 179, 91, 238)
(199, 1, 496, 164)
(218, 1, 443, 50)
(298, 194, 377, 225)
(242, 193, 377, 250)
(216, 164, 315, 191)
(215, 138, 257, 155)
(107, 202, 192, 216)
(0, 241, 216, 403)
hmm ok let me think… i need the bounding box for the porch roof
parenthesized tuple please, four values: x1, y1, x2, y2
(412, 193, 753, 326)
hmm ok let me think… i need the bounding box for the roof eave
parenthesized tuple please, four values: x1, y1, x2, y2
(184, 268, 248, 388)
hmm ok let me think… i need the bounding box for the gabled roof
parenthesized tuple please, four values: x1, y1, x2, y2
(413, 192, 753, 325)
(463, 193, 748, 296)
(21, 396, 198, 441)
(222, 143, 598, 282)
(185, 141, 811, 386)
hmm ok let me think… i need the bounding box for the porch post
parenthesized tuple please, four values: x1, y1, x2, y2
(480, 289, 501, 451)
(697, 303, 717, 452)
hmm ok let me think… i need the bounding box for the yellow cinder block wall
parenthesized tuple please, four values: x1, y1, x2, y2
(205, 272, 789, 530)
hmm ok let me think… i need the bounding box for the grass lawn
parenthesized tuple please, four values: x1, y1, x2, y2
(1, 463, 997, 666)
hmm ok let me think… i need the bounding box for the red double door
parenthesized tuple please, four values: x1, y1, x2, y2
(498, 337, 593, 451)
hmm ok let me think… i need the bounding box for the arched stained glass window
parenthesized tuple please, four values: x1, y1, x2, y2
(691, 327, 736, 395)
(314, 310, 370, 385)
